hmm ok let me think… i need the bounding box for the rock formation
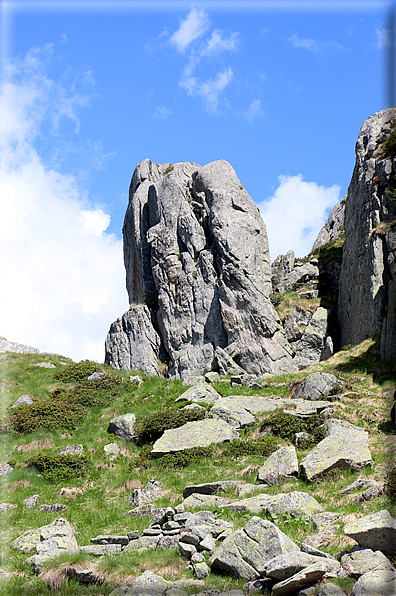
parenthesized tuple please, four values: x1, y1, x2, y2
(338, 107, 396, 359)
(106, 159, 297, 378)
(311, 200, 345, 253)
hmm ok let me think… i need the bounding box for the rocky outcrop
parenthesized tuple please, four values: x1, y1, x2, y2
(311, 201, 345, 252)
(106, 159, 297, 379)
(338, 107, 396, 360)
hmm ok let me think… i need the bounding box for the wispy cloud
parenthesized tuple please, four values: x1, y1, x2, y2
(259, 174, 340, 259)
(152, 104, 172, 119)
(290, 33, 322, 53)
(240, 98, 264, 123)
(201, 29, 239, 57)
(375, 27, 395, 49)
(169, 6, 210, 53)
(290, 33, 346, 53)
(180, 65, 233, 113)
(0, 45, 127, 361)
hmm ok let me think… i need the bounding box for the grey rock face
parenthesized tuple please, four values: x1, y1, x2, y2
(106, 159, 297, 378)
(338, 107, 396, 361)
(271, 250, 295, 293)
(311, 201, 345, 252)
(300, 419, 372, 481)
(343, 509, 396, 556)
(105, 305, 161, 376)
(0, 339, 40, 354)
(292, 307, 330, 369)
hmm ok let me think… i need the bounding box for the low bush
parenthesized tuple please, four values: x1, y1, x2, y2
(27, 452, 91, 482)
(385, 468, 396, 501)
(221, 436, 280, 458)
(260, 411, 326, 443)
(159, 446, 213, 469)
(5, 400, 86, 435)
(54, 360, 103, 383)
(134, 407, 206, 445)
(53, 374, 126, 408)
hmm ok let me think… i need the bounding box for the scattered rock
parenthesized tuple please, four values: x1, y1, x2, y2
(29, 362, 56, 368)
(293, 372, 340, 401)
(262, 551, 340, 580)
(87, 371, 106, 381)
(108, 413, 136, 442)
(257, 445, 298, 484)
(176, 385, 222, 405)
(183, 481, 240, 499)
(271, 561, 328, 596)
(129, 480, 162, 507)
(341, 547, 395, 578)
(57, 444, 84, 456)
(39, 503, 67, 513)
(0, 464, 13, 476)
(104, 443, 121, 460)
(130, 375, 144, 386)
(350, 567, 396, 596)
(317, 582, 346, 596)
(0, 503, 17, 512)
(24, 495, 39, 509)
(80, 544, 122, 556)
(223, 491, 323, 518)
(0, 338, 40, 354)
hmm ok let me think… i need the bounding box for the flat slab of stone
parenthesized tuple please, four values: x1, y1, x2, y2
(223, 491, 323, 518)
(176, 385, 222, 405)
(257, 445, 298, 484)
(210, 516, 299, 580)
(300, 419, 372, 481)
(209, 395, 280, 428)
(151, 419, 237, 456)
(271, 561, 328, 596)
(182, 493, 230, 510)
(343, 509, 396, 556)
(183, 481, 240, 499)
(263, 552, 340, 580)
(341, 548, 395, 578)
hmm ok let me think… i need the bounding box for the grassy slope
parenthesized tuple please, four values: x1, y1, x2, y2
(0, 337, 395, 595)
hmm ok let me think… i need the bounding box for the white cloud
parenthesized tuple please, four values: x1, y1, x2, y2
(0, 46, 127, 362)
(259, 174, 341, 260)
(290, 33, 322, 53)
(375, 27, 394, 50)
(170, 7, 209, 52)
(201, 30, 239, 56)
(152, 104, 172, 119)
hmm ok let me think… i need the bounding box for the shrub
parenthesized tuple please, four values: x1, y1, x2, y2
(221, 436, 280, 458)
(53, 374, 126, 408)
(6, 400, 86, 435)
(381, 126, 396, 159)
(270, 293, 282, 307)
(134, 407, 206, 445)
(163, 164, 174, 175)
(385, 468, 396, 501)
(27, 452, 91, 482)
(260, 411, 326, 444)
(54, 360, 102, 383)
(159, 446, 213, 469)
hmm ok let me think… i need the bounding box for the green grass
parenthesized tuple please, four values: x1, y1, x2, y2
(0, 339, 395, 595)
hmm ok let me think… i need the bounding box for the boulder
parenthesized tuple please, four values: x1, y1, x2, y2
(129, 570, 171, 594)
(0, 463, 14, 476)
(104, 443, 121, 460)
(24, 495, 39, 509)
(300, 419, 372, 481)
(39, 503, 67, 513)
(12, 518, 79, 574)
(176, 384, 221, 405)
(350, 567, 396, 596)
(293, 372, 340, 401)
(108, 413, 136, 442)
(317, 584, 346, 596)
(10, 395, 34, 408)
(257, 445, 299, 484)
(210, 516, 300, 580)
(151, 418, 237, 456)
(0, 503, 16, 512)
(57, 444, 84, 456)
(271, 561, 328, 596)
(209, 395, 281, 428)
(106, 159, 297, 379)
(341, 548, 395, 578)
(129, 480, 162, 507)
(182, 493, 230, 510)
(343, 509, 396, 556)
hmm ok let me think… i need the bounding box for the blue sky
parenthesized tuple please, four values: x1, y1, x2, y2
(0, 0, 393, 361)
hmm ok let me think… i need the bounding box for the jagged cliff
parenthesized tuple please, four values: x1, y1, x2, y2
(106, 159, 297, 378)
(338, 107, 396, 360)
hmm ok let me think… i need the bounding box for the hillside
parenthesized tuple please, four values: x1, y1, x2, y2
(0, 337, 395, 595)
